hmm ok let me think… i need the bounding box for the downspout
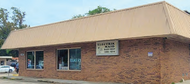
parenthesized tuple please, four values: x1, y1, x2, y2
(160, 37, 167, 84)
(163, 37, 167, 51)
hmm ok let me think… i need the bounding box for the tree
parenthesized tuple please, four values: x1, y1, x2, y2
(86, 6, 112, 15)
(0, 8, 14, 46)
(0, 7, 29, 57)
(72, 6, 115, 19)
(185, 10, 190, 15)
(11, 7, 29, 29)
(72, 14, 85, 19)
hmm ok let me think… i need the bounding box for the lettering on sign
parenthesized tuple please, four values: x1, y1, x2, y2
(96, 40, 119, 56)
(20, 53, 24, 56)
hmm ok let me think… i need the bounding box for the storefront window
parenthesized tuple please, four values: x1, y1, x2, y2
(57, 50, 68, 70)
(27, 51, 44, 69)
(69, 49, 81, 70)
(36, 51, 44, 69)
(57, 48, 81, 70)
(27, 52, 34, 69)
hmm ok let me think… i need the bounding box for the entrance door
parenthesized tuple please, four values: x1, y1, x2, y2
(1, 61, 4, 65)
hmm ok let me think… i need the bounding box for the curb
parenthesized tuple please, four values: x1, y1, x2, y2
(13, 74, 19, 76)
(0, 76, 22, 80)
(37, 79, 54, 83)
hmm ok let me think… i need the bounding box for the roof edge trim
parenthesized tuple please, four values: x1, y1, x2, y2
(162, 1, 176, 34)
(165, 2, 190, 17)
(1, 34, 172, 49)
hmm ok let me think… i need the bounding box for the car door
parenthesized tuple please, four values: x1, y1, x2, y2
(1, 66, 9, 72)
(0, 66, 2, 72)
(0, 66, 6, 72)
(3, 66, 9, 72)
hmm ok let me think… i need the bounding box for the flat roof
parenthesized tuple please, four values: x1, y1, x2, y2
(0, 56, 12, 59)
(2, 1, 190, 49)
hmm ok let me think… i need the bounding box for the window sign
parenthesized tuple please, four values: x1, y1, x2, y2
(96, 40, 119, 56)
(69, 49, 81, 70)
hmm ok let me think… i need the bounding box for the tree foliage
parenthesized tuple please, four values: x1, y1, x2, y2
(11, 7, 28, 29)
(72, 6, 115, 19)
(72, 14, 85, 19)
(86, 6, 112, 15)
(185, 10, 190, 15)
(0, 7, 29, 57)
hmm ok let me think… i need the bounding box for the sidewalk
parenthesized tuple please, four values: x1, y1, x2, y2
(176, 80, 190, 84)
(1, 75, 123, 84)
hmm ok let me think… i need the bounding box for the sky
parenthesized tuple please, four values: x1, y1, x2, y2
(0, 0, 190, 27)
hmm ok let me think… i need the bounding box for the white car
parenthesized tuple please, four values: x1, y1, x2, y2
(0, 65, 15, 73)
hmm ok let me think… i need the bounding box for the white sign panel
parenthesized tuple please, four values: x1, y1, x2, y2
(20, 53, 24, 56)
(148, 52, 153, 57)
(96, 40, 119, 56)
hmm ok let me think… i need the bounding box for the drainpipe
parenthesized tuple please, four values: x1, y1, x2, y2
(163, 37, 167, 52)
(160, 37, 167, 84)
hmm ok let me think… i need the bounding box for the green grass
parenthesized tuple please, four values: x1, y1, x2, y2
(0, 77, 8, 79)
(179, 79, 183, 82)
(171, 82, 175, 84)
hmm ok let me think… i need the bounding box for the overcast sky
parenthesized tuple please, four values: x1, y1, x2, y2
(0, 0, 190, 27)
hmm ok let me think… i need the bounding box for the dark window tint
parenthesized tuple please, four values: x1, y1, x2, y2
(36, 51, 44, 69)
(69, 49, 81, 70)
(27, 52, 34, 69)
(57, 50, 68, 70)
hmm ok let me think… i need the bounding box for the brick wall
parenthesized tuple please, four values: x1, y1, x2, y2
(18, 38, 190, 84)
(160, 39, 190, 84)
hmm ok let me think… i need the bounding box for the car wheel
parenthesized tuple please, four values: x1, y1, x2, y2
(9, 69, 12, 73)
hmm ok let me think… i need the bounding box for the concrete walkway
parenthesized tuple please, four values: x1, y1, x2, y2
(0, 79, 48, 84)
(1, 75, 123, 84)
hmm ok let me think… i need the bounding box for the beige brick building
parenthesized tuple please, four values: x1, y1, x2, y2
(2, 1, 190, 84)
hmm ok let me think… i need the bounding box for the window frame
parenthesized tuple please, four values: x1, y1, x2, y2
(56, 47, 81, 71)
(26, 50, 44, 70)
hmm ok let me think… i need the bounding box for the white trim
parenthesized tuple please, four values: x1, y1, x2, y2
(57, 47, 81, 50)
(0, 56, 12, 59)
(57, 69, 82, 71)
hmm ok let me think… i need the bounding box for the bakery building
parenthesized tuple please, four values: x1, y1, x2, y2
(2, 1, 190, 84)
